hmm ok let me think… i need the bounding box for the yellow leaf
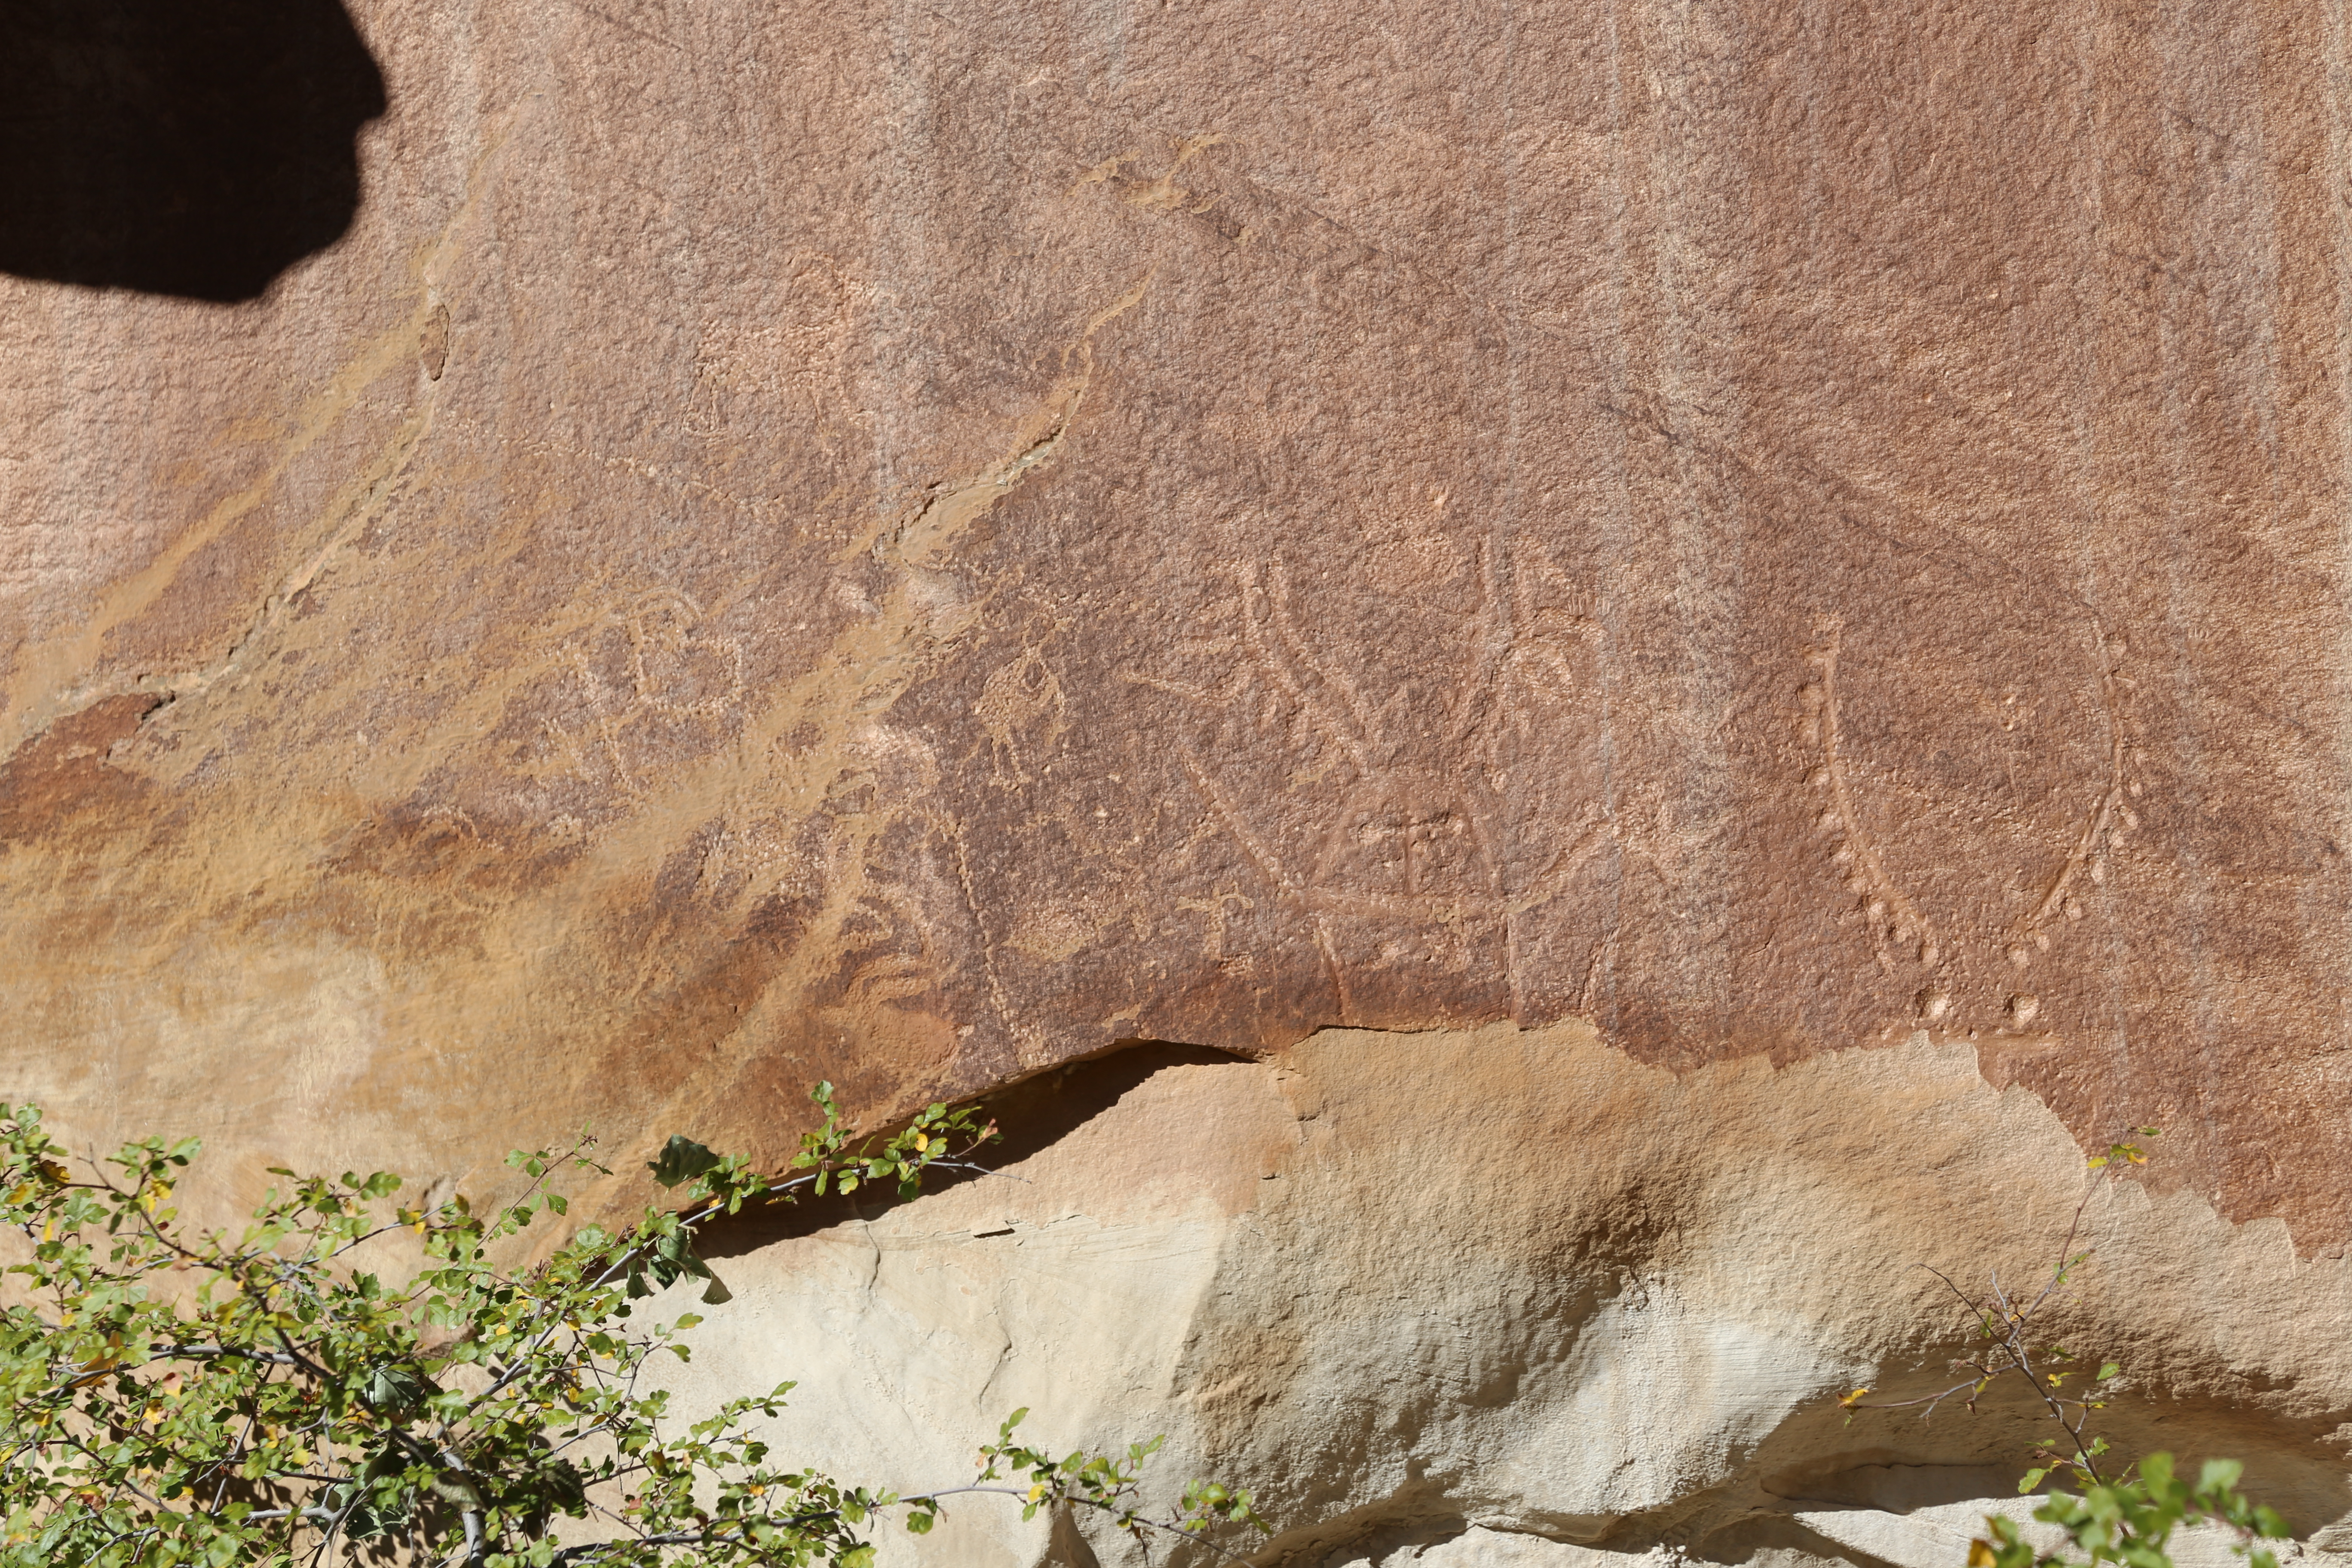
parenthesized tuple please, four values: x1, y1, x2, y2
(1970, 1541, 1998, 1568)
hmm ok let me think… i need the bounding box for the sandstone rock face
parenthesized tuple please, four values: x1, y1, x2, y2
(7, 0, 2352, 1248)
(665, 1029, 2352, 1566)
(6, 3, 2352, 1561)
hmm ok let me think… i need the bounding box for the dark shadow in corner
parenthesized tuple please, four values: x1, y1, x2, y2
(696, 1041, 1256, 1262)
(0, 0, 385, 302)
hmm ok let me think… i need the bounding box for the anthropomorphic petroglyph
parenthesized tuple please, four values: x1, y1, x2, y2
(1126, 531, 1612, 930)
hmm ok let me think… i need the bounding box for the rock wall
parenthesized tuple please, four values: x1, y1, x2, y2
(666, 1026, 2352, 1566)
(6, 0, 2352, 1560)
(6, 0, 2352, 1241)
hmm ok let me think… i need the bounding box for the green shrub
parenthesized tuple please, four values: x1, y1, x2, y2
(0, 1089, 1266, 1567)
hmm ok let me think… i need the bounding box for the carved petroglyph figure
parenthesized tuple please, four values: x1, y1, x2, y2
(1136, 552, 1501, 922)
(545, 587, 749, 799)
(1798, 613, 2134, 1020)
(685, 252, 869, 458)
(974, 644, 1068, 786)
(1798, 621, 1942, 976)
(1128, 534, 1611, 929)
(617, 589, 746, 718)
(1177, 890, 1256, 967)
(1314, 772, 1499, 907)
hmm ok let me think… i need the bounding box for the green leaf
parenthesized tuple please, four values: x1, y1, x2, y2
(337, 1482, 413, 1542)
(357, 1361, 438, 1414)
(534, 1453, 588, 1512)
(648, 1134, 723, 1188)
(2198, 1458, 2245, 1493)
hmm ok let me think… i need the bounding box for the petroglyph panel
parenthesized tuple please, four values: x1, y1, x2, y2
(3, 0, 2352, 1250)
(1795, 591, 2128, 1027)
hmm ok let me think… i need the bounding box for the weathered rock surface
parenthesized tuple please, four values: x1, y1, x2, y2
(662, 1027, 2352, 1565)
(8, 2, 2352, 1562)
(6, 0, 2352, 1250)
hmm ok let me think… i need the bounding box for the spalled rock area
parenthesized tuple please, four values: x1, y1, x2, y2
(665, 1026, 2352, 1566)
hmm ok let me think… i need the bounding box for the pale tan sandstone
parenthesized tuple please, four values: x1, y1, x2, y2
(658, 1027, 2352, 1566)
